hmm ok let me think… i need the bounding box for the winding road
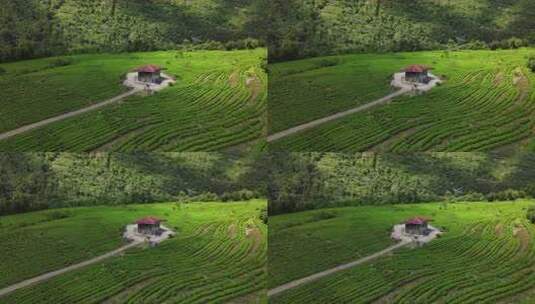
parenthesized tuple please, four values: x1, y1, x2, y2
(0, 89, 141, 142)
(267, 239, 412, 298)
(0, 241, 142, 298)
(267, 88, 410, 142)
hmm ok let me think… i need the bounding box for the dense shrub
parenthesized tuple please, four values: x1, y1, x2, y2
(445, 191, 486, 202)
(45, 210, 72, 221)
(486, 189, 528, 202)
(489, 38, 528, 50)
(527, 206, 535, 223)
(312, 210, 337, 222)
(194, 192, 220, 202)
(507, 37, 526, 49)
(316, 58, 340, 68)
(48, 58, 72, 68)
(528, 56, 535, 72)
(460, 40, 489, 50)
(259, 207, 268, 224)
(0, 67, 5, 75)
(221, 189, 257, 202)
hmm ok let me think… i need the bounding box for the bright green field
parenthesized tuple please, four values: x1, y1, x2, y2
(269, 48, 535, 152)
(270, 201, 535, 303)
(0, 200, 267, 303)
(0, 49, 266, 152)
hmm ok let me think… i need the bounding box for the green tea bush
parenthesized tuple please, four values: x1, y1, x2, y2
(259, 207, 268, 224)
(527, 206, 535, 223)
(47, 58, 72, 68)
(311, 210, 337, 222)
(45, 210, 72, 221)
(528, 56, 535, 72)
(486, 189, 528, 202)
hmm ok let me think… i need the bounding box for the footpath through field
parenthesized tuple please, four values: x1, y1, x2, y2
(267, 88, 410, 143)
(268, 239, 411, 297)
(0, 241, 142, 298)
(0, 89, 141, 142)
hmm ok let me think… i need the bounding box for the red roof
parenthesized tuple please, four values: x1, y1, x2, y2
(136, 216, 162, 225)
(136, 65, 161, 73)
(405, 217, 430, 225)
(402, 64, 431, 73)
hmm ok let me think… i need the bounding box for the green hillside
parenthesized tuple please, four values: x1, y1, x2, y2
(0, 152, 269, 215)
(0, 0, 266, 61)
(268, 152, 535, 214)
(269, 48, 535, 152)
(269, 0, 535, 60)
(0, 49, 267, 152)
(269, 201, 535, 303)
(0, 200, 267, 303)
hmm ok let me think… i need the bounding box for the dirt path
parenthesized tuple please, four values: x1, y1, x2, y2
(0, 89, 141, 142)
(0, 241, 142, 298)
(267, 240, 411, 298)
(267, 89, 410, 142)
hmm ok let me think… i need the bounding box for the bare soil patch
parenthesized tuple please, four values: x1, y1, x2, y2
(513, 68, 529, 104)
(513, 226, 530, 252)
(229, 71, 240, 88)
(246, 227, 262, 254)
(228, 224, 237, 239)
(246, 75, 263, 102)
(493, 72, 504, 86)
(495, 223, 503, 236)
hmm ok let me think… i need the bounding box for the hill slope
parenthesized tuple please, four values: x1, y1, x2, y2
(0, 152, 268, 215)
(268, 152, 535, 214)
(269, 0, 535, 60)
(0, 0, 265, 61)
(0, 200, 267, 303)
(270, 201, 535, 303)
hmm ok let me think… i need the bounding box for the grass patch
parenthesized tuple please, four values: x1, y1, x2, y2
(270, 200, 535, 303)
(0, 200, 267, 303)
(269, 48, 535, 152)
(0, 49, 266, 152)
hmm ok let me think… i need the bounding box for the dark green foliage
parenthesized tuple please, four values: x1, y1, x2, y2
(47, 58, 72, 68)
(527, 206, 535, 223)
(311, 210, 337, 222)
(45, 210, 73, 221)
(259, 207, 268, 224)
(269, 153, 535, 214)
(528, 56, 535, 72)
(486, 189, 528, 202)
(317, 58, 340, 68)
(0, 0, 266, 62)
(0, 153, 269, 215)
(0, 67, 5, 75)
(221, 189, 258, 202)
(269, 0, 535, 61)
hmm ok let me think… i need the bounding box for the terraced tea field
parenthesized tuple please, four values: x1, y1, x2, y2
(269, 49, 535, 152)
(0, 200, 267, 303)
(0, 49, 266, 151)
(269, 201, 535, 303)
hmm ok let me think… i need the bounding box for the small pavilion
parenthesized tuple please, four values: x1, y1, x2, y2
(402, 64, 432, 83)
(136, 65, 162, 84)
(405, 217, 430, 235)
(136, 216, 163, 235)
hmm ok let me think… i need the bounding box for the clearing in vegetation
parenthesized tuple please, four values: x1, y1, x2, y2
(0, 49, 266, 152)
(269, 48, 535, 152)
(269, 201, 535, 303)
(0, 200, 267, 303)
